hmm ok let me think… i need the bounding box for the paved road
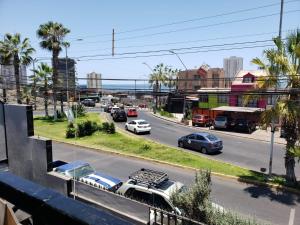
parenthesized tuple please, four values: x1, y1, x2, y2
(52, 142, 300, 225)
(109, 110, 300, 178)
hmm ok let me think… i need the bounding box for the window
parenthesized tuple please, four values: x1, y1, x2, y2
(152, 194, 173, 212)
(243, 76, 254, 83)
(187, 134, 196, 139)
(196, 135, 206, 141)
(194, 85, 201, 90)
(194, 74, 201, 80)
(212, 73, 219, 87)
(124, 188, 153, 205)
(218, 95, 228, 104)
(206, 134, 218, 141)
(199, 95, 208, 103)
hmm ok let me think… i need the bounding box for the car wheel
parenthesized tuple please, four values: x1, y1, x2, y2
(192, 122, 195, 126)
(134, 129, 137, 134)
(125, 125, 128, 130)
(178, 141, 184, 148)
(201, 147, 208, 154)
(148, 131, 151, 134)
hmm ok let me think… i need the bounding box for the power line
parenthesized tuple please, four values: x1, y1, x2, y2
(69, 0, 299, 41)
(74, 9, 300, 45)
(75, 44, 275, 61)
(74, 39, 274, 59)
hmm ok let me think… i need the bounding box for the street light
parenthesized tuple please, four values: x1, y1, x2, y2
(169, 50, 188, 119)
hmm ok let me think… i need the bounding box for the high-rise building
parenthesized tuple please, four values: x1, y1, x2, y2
(0, 59, 27, 89)
(87, 72, 102, 93)
(223, 56, 243, 79)
(57, 58, 76, 94)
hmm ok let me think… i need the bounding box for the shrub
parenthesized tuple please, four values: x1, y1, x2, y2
(72, 104, 86, 117)
(139, 144, 151, 152)
(171, 170, 264, 225)
(66, 127, 76, 138)
(108, 122, 116, 134)
(102, 122, 110, 133)
(76, 122, 86, 137)
(67, 122, 74, 128)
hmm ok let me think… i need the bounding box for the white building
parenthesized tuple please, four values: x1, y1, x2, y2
(87, 72, 102, 92)
(0, 63, 27, 89)
(223, 56, 243, 79)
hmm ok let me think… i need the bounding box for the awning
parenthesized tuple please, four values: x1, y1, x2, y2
(211, 106, 264, 113)
(186, 96, 199, 101)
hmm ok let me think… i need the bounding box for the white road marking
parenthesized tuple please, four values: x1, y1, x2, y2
(288, 208, 295, 225)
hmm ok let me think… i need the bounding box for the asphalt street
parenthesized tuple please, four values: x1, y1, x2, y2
(52, 142, 300, 225)
(110, 110, 300, 178)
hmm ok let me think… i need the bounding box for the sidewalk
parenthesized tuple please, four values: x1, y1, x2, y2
(151, 112, 286, 145)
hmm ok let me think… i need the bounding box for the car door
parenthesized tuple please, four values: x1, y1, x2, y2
(185, 134, 196, 150)
(195, 134, 207, 151)
(129, 121, 136, 131)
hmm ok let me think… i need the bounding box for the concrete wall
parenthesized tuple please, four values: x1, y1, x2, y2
(0, 103, 7, 161)
(2, 104, 71, 195)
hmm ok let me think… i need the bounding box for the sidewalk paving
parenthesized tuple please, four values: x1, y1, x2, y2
(151, 112, 286, 145)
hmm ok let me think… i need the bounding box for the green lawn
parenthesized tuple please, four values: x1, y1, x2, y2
(34, 113, 286, 186)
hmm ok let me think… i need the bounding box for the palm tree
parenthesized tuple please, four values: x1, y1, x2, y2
(29, 61, 40, 110)
(37, 21, 70, 119)
(164, 68, 180, 92)
(0, 33, 35, 104)
(33, 63, 52, 117)
(252, 29, 300, 185)
(21, 86, 32, 105)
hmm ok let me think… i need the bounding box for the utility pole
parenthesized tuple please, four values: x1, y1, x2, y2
(142, 62, 157, 113)
(269, 0, 284, 177)
(112, 29, 115, 56)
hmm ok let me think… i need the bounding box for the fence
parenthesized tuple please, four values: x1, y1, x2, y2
(149, 207, 206, 225)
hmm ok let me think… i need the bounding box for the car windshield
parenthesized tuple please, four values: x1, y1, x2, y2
(206, 134, 218, 141)
(216, 116, 226, 121)
(65, 165, 95, 179)
(138, 121, 148, 125)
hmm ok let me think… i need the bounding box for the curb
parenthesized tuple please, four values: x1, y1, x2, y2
(151, 112, 286, 145)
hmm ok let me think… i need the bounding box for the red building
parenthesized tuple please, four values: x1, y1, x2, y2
(229, 70, 267, 108)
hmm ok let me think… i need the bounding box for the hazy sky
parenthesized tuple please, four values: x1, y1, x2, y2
(0, 0, 299, 84)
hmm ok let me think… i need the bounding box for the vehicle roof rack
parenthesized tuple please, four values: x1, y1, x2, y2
(129, 168, 169, 187)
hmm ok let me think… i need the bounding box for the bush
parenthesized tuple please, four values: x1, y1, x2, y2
(171, 170, 264, 225)
(76, 122, 86, 137)
(66, 127, 76, 138)
(108, 122, 116, 134)
(72, 104, 86, 117)
(139, 144, 151, 152)
(102, 122, 110, 133)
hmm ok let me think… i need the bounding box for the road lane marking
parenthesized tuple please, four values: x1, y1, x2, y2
(288, 208, 295, 225)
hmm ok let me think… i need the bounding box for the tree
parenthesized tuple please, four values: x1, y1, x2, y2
(252, 29, 300, 185)
(33, 63, 52, 117)
(29, 61, 40, 110)
(149, 63, 178, 109)
(164, 68, 180, 92)
(0, 33, 35, 104)
(37, 21, 70, 120)
(21, 86, 32, 105)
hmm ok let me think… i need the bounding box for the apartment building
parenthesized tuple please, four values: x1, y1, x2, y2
(223, 56, 243, 79)
(87, 72, 102, 93)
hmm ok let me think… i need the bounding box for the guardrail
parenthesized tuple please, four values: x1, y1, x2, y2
(149, 207, 206, 225)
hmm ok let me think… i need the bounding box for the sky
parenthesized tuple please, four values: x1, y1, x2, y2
(0, 0, 299, 85)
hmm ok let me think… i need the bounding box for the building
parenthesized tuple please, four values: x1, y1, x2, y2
(87, 72, 102, 93)
(223, 56, 243, 79)
(229, 70, 268, 108)
(0, 61, 27, 89)
(57, 58, 76, 95)
(177, 65, 229, 91)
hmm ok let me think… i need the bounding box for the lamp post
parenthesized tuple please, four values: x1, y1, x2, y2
(169, 50, 188, 118)
(142, 62, 158, 113)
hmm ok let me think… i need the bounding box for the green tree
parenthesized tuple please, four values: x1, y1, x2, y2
(149, 63, 178, 108)
(0, 33, 35, 104)
(33, 63, 52, 117)
(21, 86, 32, 105)
(252, 29, 300, 185)
(37, 21, 70, 119)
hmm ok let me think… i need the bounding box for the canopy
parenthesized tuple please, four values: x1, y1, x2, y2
(211, 106, 264, 113)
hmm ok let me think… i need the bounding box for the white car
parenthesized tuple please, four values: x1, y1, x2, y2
(125, 119, 151, 134)
(110, 106, 120, 116)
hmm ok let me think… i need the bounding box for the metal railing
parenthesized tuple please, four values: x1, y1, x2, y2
(149, 207, 206, 225)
